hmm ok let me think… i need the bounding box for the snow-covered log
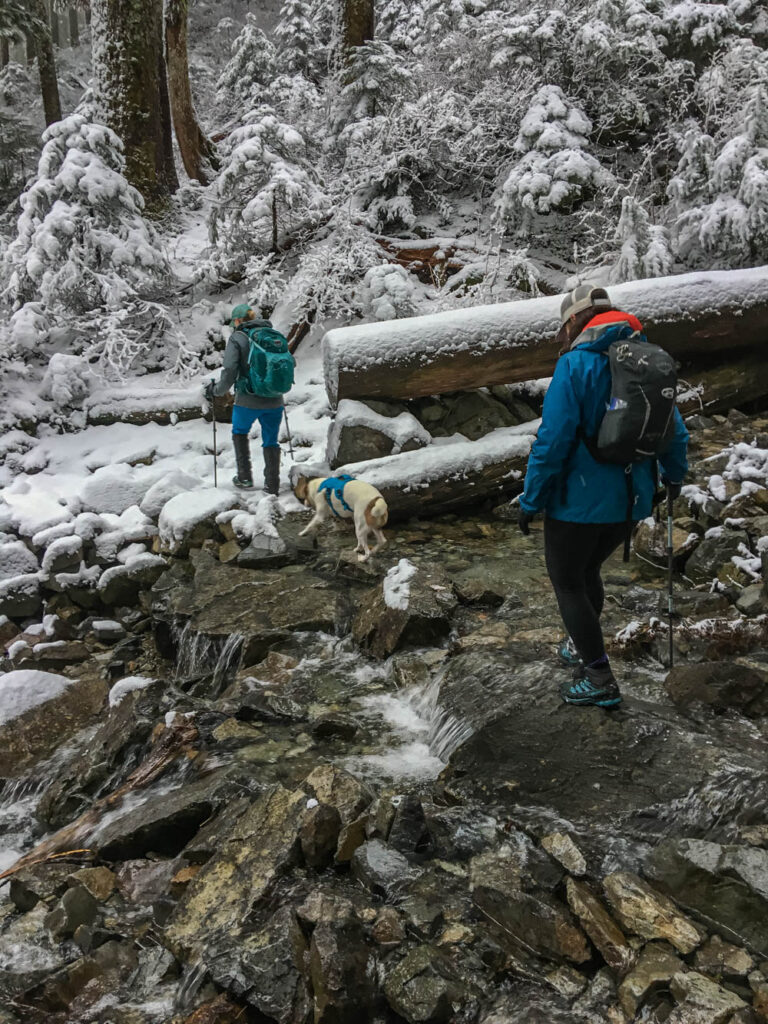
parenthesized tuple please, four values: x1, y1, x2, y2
(291, 423, 538, 519)
(323, 267, 768, 406)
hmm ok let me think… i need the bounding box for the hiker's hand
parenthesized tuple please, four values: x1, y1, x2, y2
(664, 481, 682, 502)
(518, 509, 534, 536)
(203, 381, 215, 402)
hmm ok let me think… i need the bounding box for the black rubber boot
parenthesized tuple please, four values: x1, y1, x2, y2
(263, 445, 281, 495)
(232, 434, 255, 489)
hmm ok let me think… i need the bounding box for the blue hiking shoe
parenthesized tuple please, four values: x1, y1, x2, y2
(557, 637, 582, 669)
(561, 664, 622, 708)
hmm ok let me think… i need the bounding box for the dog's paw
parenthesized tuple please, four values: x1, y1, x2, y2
(357, 553, 370, 563)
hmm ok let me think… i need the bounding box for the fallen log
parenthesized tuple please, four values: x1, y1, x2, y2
(290, 423, 537, 520)
(676, 353, 768, 417)
(323, 267, 768, 406)
(0, 717, 199, 881)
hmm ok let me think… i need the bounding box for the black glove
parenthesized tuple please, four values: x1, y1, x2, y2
(203, 381, 215, 402)
(664, 481, 682, 502)
(518, 508, 534, 536)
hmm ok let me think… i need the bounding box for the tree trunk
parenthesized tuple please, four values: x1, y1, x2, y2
(48, 0, 60, 46)
(25, 30, 36, 65)
(68, 7, 80, 47)
(91, 0, 178, 206)
(338, 0, 374, 50)
(164, 0, 218, 184)
(30, 0, 62, 125)
(1, 37, 9, 68)
(291, 427, 534, 520)
(323, 269, 768, 406)
(272, 192, 278, 253)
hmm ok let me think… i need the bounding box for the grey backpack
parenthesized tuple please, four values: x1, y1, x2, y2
(591, 334, 678, 465)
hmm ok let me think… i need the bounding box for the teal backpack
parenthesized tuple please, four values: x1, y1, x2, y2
(237, 325, 295, 399)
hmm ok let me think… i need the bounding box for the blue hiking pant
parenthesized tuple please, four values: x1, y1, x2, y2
(231, 405, 283, 448)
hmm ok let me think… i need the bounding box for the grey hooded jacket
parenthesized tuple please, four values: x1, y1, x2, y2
(212, 318, 285, 409)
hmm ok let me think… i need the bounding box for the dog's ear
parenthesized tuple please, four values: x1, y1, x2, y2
(295, 476, 309, 502)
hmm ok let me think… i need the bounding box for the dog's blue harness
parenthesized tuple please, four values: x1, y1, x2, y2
(318, 474, 355, 517)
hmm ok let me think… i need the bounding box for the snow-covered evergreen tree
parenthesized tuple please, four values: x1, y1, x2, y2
(668, 80, 768, 266)
(1, 114, 169, 316)
(274, 0, 317, 77)
(215, 15, 276, 120)
(331, 40, 413, 132)
(206, 112, 331, 281)
(495, 85, 611, 235)
(609, 195, 672, 282)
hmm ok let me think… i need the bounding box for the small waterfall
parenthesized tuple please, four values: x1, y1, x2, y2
(348, 673, 474, 781)
(173, 621, 242, 693)
(174, 959, 208, 1012)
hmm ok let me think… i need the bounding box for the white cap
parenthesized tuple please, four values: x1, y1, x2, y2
(560, 285, 611, 324)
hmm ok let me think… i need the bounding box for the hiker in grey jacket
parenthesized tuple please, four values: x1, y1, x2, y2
(204, 303, 288, 494)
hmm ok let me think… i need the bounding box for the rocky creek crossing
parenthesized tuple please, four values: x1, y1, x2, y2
(0, 412, 767, 1024)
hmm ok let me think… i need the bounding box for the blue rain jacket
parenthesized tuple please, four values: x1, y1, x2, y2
(519, 314, 689, 523)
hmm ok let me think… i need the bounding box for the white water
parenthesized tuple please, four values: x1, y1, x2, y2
(347, 678, 473, 782)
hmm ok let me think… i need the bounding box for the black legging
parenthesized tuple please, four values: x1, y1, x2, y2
(544, 518, 628, 665)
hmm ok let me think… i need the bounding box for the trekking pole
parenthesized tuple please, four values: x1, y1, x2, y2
(667, 483, 674, 668)
(211, 393, 218, 488)
(283, 407, 295, 460)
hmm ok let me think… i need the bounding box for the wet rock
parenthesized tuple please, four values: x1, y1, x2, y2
(44, 884, 98, 938)
(737, 584, 768, 617)
(634, 519, 700, 565)
(669, 970, 747, 1022)
(351, 839, 415, 898)
(94, 770, 235, 861)
(207, 906, 311, 1024)
(297, 891, 356, 929)
(388, 794, 432, 857)
(67, 866, 117, 903)
(0, 903, 76, 1001)
(116, 859, 178, 903)
(166, 784, 305, 956)
(686, 530, 751, 582)
(310, 908, 375, 1023)
(0, 572, 42, 617)
(646, 838, 768, 956)
(618, 941, 684, 1017)
(153, 551, 341, 665)
(372, 906, 407, 947)
(0, 667, 108, 777)
(665, 662, 768, 715)
(473, 885, 591, 964)
(351, 564, 457, 658)
(542, 832, 587, 875)
(545, 965, 588, 999)
(335, 813, 368, 864)
(218, 539, 242, 563)
(566, 878, 634, 973)
(603, 871, 705, 953)
(9, 863, 73, 912)
(34, 938, 139, 1012)
(300, 803, 342, 869)
(469, 834, 562, 895)
(237, 532, 291, 569)
(366, 795, 396, 841)
(304, 764, 374, 825)
(695, 935, 755, 979)
(669, 589, 733, 617)
(383, 945, 472, 1024)
(427, 807, 498, 861)
(310, 712, 359, 741)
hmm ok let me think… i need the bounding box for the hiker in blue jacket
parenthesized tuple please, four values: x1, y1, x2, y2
(204, 303, 291, 494)
(518, 285, 689, 708)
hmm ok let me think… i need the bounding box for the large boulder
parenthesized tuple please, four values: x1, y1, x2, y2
(472, 886, 591, 964)
(0, 572, 42, 618)
(157, 488, 236, 554)
(165, 784, 306, 957)
(633, 519, 700, 565)
(646, 838, 768, 956)
(668, 970, 746, 1022)
(327, 399, 430, 469)
(603, 872, 705, 954)
(352, 559, 457, 658)
(439, 390, 517, 441)
(685, 529, 751, 582)
(0, 540, 39, 580)
(153, 551, 342, 667)
(97, 555, 166, 607)
(618, 942, 684, 1018)
(309, 904, 374, 1023)
(0, 667, 107, 777)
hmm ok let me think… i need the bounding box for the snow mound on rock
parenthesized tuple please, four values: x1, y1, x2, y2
(0, 669, 75, 726)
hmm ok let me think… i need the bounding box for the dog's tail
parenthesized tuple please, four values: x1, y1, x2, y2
(365, 497, 388, 528)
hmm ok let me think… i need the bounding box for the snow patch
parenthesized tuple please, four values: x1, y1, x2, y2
(108, 676, 154, 708)
(383, 558, 418, 611)
(0, 670, 75, 726)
